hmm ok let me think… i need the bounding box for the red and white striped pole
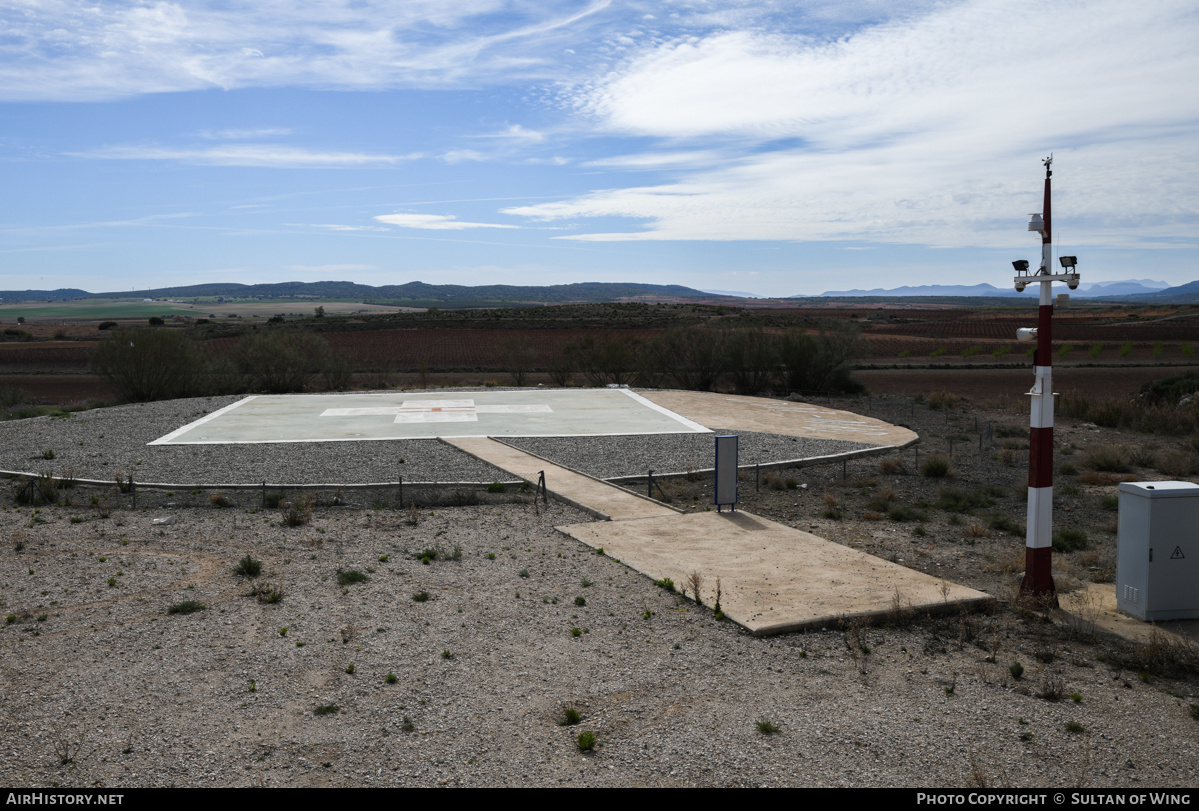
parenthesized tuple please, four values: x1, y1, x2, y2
(1022, 157, 1057, 605)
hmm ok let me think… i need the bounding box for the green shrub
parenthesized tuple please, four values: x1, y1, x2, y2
(937, 487, 991, 513)
(1010, 661, 1024, 680)
(559, 707, 582, 726)
(412, 591, 430, 602)
(654, 577, 675, 592)
(574, 596, 586, 607)
(576, 731, 596, 752)
(337, 569, 369, 586)
(486, 482, 507, 493)
(755, 719, 782, 734)
(920, 456, 950, 478)
(91, 328, 202, 402)
(1053, 529, 1089, 553)
(234, 331, 336, 393)
(385, 672, 398, 684)
(234, 554, 262, 578)
(314, 704, 339, 716)
(167, 600, 206, 615)
(97, 321, 118, 331)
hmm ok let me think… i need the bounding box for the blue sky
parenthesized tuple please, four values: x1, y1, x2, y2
(1, 0, 1197, 297)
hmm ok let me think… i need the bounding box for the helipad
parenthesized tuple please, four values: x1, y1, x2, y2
(150, 388, 709, 445)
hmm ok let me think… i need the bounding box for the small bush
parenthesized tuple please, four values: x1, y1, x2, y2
(167, 600, 206, 615)
(280, 495, 314, 526)
(920, 456, 950, 478)
(385, 672, 398, 684)
(559, 707, 582, 726)
(209, 492, 232, 508)
(98, 321, 118, 331)
(486, 482, 507, 493)
(878, 457, 908, 475)
(337, 569, 369, 586)
(1009, 661, 1024, 680)
(1064, 721, 1085, 734)
(574, 596, 586, 607)
(755, 719, 782, 735)
(314, 704, 339, 716)
(937, 487, 991, 513)
(576, 731, 596, 752)
(1053, 529, 1089, 553)
(412, 591, 430, 602)
(654, 577, 675, 592)
(234, 554, 262, 578)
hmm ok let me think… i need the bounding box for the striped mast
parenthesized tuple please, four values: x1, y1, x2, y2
(1022, 156, 1057, 605)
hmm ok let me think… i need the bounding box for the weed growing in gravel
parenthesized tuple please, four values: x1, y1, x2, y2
(486, 482, 507, 493)
(345, 663, 355, 675)
(279, 495, 314, 527)
(167, 600, 205, 615)
(442, 649, 454, 660)
(559, 707, 582, 726)
(209, 493, 232, 508)
(385, 672, 397, 684)
(1189, 704, 1199, 721)
(654, 577, 675, 592)
(878, 457, 908, 475)
(576, 731, 596, 752)
(519, 568, 529, 578)
(574, 596, 586, 607)
(1010, 661, 1024, 680)
(251, 582, 284, 604)
(234, 554, 262, 578)
(337, 569, 369, 586)
(401, 716, 414, 732)
(570, 627, 582, 637)
(412, 591, 430, 602)
(580, 577, 592, 587)
(686, 570, 706, 606)
(314, 704, 339, 716)
(1064, 721, 1085, 734)
(755, 719, 781, 735)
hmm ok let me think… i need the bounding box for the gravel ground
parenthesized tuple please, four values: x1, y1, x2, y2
(0, 393, 876, 487)
(505, 431, 873, 480)
(1, 392, 1197, 788)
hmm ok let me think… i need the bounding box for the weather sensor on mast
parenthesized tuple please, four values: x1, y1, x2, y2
(1010, 155, 1081, 605)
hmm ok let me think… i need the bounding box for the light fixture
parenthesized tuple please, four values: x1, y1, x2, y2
(1059, 256, 1077, 268)
(1013, 260, 1030, 272)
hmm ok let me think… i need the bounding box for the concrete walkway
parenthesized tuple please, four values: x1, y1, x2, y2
(442, 436, 992, 635)
(441, 436, 679, 521)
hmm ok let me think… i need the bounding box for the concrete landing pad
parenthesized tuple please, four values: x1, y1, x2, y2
(151, 389, 709, 444)
(558, 510, 992, 635)
(639, 390, 918, 446)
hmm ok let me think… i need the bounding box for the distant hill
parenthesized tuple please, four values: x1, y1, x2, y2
(0, 281, 719, 308)
(811, 279, 1188, 300)
(0, 288, 93, 303)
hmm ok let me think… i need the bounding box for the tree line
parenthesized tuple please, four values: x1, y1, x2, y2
(90, 324, 864, 403)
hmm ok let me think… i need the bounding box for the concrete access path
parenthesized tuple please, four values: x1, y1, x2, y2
(441, 436, 679, 521)
(444, 436, 991, 635)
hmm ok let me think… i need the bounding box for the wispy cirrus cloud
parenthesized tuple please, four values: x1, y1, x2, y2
(71, 144, 423, 167)
(0, 0, 617, 101)
(375, 213, 517, 230)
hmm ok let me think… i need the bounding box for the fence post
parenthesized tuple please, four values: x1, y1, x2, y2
(755, 463, 760, 493)
(131, 478, 136, 509)
(398, 475, 403, 509)
(647, 470, 653, 499)
(262, 481, 266, 509)
(842, 458, 847, 480)
(537, 471, 547, 504)
(915, 445, 919, 469)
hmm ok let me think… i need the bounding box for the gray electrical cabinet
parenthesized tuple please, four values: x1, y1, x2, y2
(1117, 481, 1199, 621)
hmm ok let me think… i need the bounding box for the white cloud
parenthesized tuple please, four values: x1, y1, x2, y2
(198, 127, 292, 140)
(513, 0, 1199, 249)
(0, 0, 617, 101)
(72, 144, 423, 167)
(375, 213, 517, 230)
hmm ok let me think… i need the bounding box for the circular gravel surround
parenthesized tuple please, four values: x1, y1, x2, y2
(0, 391, 880, 486)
